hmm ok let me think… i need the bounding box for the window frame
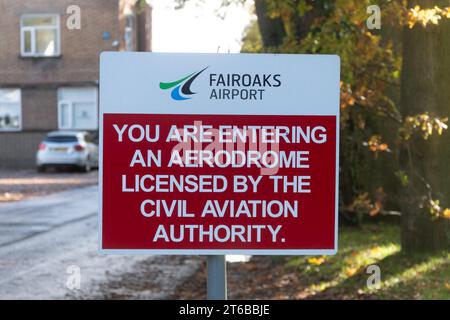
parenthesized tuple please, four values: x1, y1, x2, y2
(20, 14, 61, 57)
(124, 14, 135, 51)
(57, 100, 72, 130)
(0, 88, 22, 132)
(57, 87, 98, 131)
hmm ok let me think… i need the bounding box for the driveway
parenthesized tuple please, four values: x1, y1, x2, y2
(0, 169, 98, 202)
(0, 186, 201, 299)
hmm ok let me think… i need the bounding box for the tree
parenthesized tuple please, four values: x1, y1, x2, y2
(254, 0, 285, 48)
(241, 19, 263, 53)
(400, 0, 450, 253)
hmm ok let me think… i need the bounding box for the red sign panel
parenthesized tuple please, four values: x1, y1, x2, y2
(101, 113, 337, 254)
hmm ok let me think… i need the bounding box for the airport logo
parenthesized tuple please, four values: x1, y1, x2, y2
(159, 67, 208, 101)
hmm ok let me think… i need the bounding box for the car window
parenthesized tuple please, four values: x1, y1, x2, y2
(45, 135, 78, 143)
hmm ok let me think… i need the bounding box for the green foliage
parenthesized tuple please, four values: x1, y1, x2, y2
(395, 170, 409, 187)
(400, 113, 448, 141)
(241, 19, 263, 53)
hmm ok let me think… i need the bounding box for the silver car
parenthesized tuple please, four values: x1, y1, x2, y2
(36, 131, 99, 172)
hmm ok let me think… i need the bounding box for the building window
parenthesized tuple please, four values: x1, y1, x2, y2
(124, 15, 135, 51)
(20, 14, 60, 57)
(58, 87, 98, 130)
(0, 89, 22, 131)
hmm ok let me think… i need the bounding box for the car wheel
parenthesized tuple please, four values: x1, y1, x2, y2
(37, 165, 46, 173)
(83, 159, 91, 173)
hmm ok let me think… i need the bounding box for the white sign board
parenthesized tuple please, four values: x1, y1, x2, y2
(100, 52, 340, 255)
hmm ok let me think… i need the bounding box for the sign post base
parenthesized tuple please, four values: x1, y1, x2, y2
(207, 255, 227, 300)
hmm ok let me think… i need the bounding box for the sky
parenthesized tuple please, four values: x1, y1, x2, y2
(149, 0, 254, 53)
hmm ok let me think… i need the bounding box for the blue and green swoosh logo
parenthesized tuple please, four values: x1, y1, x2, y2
(159, 67, 208, 101)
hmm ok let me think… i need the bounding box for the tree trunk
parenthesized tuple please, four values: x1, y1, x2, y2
(254, 0, 286, 48)
(254, 0, 330, 49)
(291, 0, 331, 41)
(400, 0, 450, 253)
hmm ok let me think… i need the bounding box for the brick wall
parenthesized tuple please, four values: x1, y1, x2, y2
(0, 131, 47, 167)
(22, 87, 58, 130)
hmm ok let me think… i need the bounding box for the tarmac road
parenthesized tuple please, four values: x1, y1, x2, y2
(0, 186, 201, 299)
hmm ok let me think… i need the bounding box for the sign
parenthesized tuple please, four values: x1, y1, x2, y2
(99, 52, 340, 255)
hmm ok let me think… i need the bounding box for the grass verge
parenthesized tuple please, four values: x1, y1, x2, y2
(285, 223, 450, 299)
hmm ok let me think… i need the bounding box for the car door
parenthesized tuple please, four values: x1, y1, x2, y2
(85, 133, 99, 166)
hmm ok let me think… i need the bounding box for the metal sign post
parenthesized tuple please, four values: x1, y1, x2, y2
(207, 255, 227, 300)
